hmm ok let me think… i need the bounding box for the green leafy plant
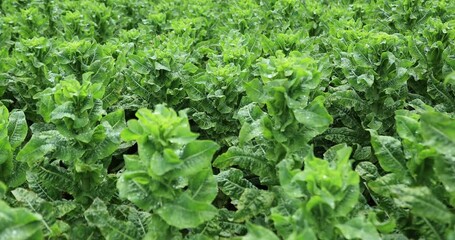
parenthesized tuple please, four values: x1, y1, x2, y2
(1, 0, 455, 239)
(0, 105, 28, 188)
(17, 75, 123, 204)
(117, 105, 219, 236)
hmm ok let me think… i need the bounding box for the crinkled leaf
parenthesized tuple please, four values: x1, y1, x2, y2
(391, 186, 453, 223)
(369, 130, 407, 175)
(239, 121, 263, 146)
(234, 188, 274, 222)
(294, 96, 333, 130)
(16, 130, 65, 165)
(7, 110, 28, 149)
(335, 216, 381, 240)
(117, 172, 156, 212)
(169, 140, 219, 178)
(369, 174, 410, 197)
(355, 161, 380, 181)
(214, 147, 276, 185)
(0, 201, 44, 240)
(216, 168, 256, 200)
(50, 102, 76, 122)
(102, 109, 126, 133)
(188, 169, 218, 202)
(143, 214, 178, 240)
(244, 78, 265, 103)
(395, 110, 420, 142)
(84, 198, 141, 240)
(421, 111, 455, 156)
(243, 223, 279, 240)
(156, 193, 218, 229)
(0, 106, 12, 165)
(434, 155, 455, 200)
(84, 124, 120, 162)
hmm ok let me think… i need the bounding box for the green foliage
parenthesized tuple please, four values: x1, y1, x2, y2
(270, 145, 368, 239)
(118, 105, 219, 231)
(0, 200, 44, 240)
(0, 106, 28, 187)
(1, 0, 455, 239)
